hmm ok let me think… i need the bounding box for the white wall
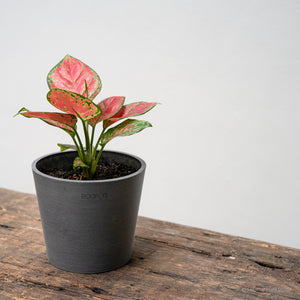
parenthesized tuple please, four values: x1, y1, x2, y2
(1, 0, 299, 248)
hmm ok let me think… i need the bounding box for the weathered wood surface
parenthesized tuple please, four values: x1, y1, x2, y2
(0, 188, 299, 299)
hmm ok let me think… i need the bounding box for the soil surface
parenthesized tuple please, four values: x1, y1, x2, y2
(42, 160, 138, 180)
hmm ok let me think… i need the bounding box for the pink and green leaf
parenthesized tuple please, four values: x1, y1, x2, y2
(73, 157, 89, 169)
(103, 102, 158, 128)
(57, 143, 77, 152)
(88, 96, 125, 126)
(47, 89, 101, 121)
(15, 107, 77, 133)
(101, 119, 152, 145)
(47, 55, 101, 100)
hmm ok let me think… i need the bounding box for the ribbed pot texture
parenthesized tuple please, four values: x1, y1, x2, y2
(32, 150, 146, 273)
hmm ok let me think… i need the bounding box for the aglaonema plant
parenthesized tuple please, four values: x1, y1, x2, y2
(15, 55, 158, 179)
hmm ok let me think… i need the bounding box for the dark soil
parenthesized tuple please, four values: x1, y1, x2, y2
(42, 160, 138, 180)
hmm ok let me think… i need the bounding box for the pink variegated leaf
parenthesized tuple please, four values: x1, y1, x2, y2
(47, 55, 101, 100)
(103, 102, 158, 128)
(47, 89, 101, 121)
(73, 157, 89, 169)
(14, 107, 77, 134)
(101, 119, 152, 145)
(88, 96, 125, 127)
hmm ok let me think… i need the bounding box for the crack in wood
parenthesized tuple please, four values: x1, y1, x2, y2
(222, 269, 237, 274)
(0, 260, 27, 269)
(2, 275, 131, 299)
(0, 224, 14, 230)
(148, 269, 198, 283)
(135, 236, 213, 257)
(222, 253, 233, 257)
(18, 279, 68, 292)
(191, 249, 212, 257)
(85, 285, 139, 299)
(86, 286, 110, 295)
(251, 260, 284, 270)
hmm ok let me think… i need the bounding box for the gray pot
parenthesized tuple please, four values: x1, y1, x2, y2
(32, 150, 146, 273)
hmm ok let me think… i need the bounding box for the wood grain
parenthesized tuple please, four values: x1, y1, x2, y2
(0, 188, 299, 299)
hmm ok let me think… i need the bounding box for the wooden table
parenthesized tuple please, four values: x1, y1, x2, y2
(0, 188, 299, 299)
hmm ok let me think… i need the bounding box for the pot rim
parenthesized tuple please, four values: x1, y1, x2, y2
(32, 149, 146, 183)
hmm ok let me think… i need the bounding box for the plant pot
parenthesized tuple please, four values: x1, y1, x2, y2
(32, 150, 146, 273)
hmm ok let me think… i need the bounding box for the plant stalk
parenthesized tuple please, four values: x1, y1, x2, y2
(81, 119, 91, 161)
(92, 126, 106, 159)
(74, 130, 85, 161)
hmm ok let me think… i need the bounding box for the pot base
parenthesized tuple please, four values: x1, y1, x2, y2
(48, 254, 131, 274)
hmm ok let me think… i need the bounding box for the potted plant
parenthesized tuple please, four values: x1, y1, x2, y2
(15, 55, 158, 273)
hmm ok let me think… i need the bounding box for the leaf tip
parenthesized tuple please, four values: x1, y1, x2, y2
(64, 54, 72, 60)
(13, 107, 29, 118)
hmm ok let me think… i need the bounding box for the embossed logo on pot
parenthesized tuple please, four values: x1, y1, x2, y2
(81, 193, 108, 200)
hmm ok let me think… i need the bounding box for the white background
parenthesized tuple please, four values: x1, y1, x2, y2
(1, 0, 299, 248)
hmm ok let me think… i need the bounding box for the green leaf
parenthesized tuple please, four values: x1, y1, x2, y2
(73, 157, 89, 169)
(57, 143, 77, 152)
(13, 107, 29, 117)
(101, 119, 152, 145)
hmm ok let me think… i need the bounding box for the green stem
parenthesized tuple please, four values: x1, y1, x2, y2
(91, 143, 106, 176)
(74, 130, 85, 161)
(84, 168, 90, 179)
(81, 119, 91, 160)
(90, 125, 96, 151)
(95, 144, 105, 165)
(92, 126, 106, 159)
(70, 135, 82, 157)
(87, 125, 107, 178)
